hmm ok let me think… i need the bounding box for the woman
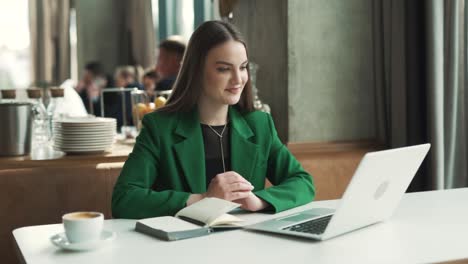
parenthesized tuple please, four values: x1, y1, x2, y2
(112, 21, 315, 219)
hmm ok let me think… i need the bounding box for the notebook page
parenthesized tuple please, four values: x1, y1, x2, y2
(175, 198, 241, 226)
(210, 213, 244, 227)
(138, 216, 201, 232)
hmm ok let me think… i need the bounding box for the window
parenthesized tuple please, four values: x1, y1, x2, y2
(0, 1, 30, 89)
(70, 8, 78, 83)
(180, 0, 194, 41)
(151, 0, 195, 42)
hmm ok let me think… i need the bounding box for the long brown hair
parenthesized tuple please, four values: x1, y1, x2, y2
(159, 20, 254, 113)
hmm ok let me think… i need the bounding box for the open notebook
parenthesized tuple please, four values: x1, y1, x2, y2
(135, 198, 244, 241)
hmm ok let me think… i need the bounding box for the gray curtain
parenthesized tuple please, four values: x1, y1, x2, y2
(426, 0, 468, 189)
(29, 0, 71, 85)
(123, 0, 156, 69)
(372, 0, 407, 148)
(440, 0, 468, 188)
(76, 0, 155, 77)
(374, 0, 468, 191)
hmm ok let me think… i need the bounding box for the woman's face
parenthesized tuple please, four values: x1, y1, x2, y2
(201, 40, 248, 107)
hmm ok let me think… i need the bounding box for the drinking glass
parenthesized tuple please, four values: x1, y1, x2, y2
(130, 90, 152, 132)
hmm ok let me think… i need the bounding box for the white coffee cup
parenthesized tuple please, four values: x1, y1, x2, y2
(62, 212, 104, 243)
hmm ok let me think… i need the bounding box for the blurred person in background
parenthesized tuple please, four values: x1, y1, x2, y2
(114, 66, 143, 90)
(142, 69, 159, 101)
(155, 38, 186, 91)
(75, 61, 111, 115)
(112, 66, 144, 131)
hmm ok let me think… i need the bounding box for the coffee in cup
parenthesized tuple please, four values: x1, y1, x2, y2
(62, 212, 104, 243)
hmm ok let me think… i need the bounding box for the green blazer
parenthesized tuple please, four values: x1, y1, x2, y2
(112, 107, 315, 219)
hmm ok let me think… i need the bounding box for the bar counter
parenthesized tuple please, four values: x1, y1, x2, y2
(0, 141, 134, 170)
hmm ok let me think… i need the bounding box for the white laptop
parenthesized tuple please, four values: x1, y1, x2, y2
(246, 143, 431, 240)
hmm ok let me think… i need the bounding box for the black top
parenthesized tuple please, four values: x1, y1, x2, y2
(201, 123, 231, 188)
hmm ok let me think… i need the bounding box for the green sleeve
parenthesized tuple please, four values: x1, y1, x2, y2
(254, 114, 316, 213)
(111, 115, 190, 219)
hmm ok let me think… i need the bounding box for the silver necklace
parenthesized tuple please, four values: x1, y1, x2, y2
(207, 123, 228, 172)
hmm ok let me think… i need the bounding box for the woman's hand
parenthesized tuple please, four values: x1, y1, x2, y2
(187, 171, 255, 207)
(205, 171, 254, 201)
(234, 192, 269, 211)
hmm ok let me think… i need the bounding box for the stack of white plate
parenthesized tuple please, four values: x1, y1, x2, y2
(53, 117, 117, 154)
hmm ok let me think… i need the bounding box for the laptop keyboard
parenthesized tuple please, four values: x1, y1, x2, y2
(282, 215, 333, 235)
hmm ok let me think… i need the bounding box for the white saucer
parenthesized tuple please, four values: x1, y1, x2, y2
(50, 230, 116, 251)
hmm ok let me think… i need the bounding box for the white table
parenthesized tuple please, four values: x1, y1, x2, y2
(13, 188, 468, 264)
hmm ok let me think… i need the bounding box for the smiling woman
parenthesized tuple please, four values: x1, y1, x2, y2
(112, 21, 315, 218)
(200, 40, 249, 116)
(111, 21, 315, 219)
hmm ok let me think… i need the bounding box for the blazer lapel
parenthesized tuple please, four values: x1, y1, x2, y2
(173, 110, 206, 194)
(230, 107, 260, 182)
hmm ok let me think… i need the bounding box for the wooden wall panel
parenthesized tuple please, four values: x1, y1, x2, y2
(294, 150, 369, 201)
(0, 163, 123, 264)
(289, 141, 379, 201)
(265, 141, 377, 201)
